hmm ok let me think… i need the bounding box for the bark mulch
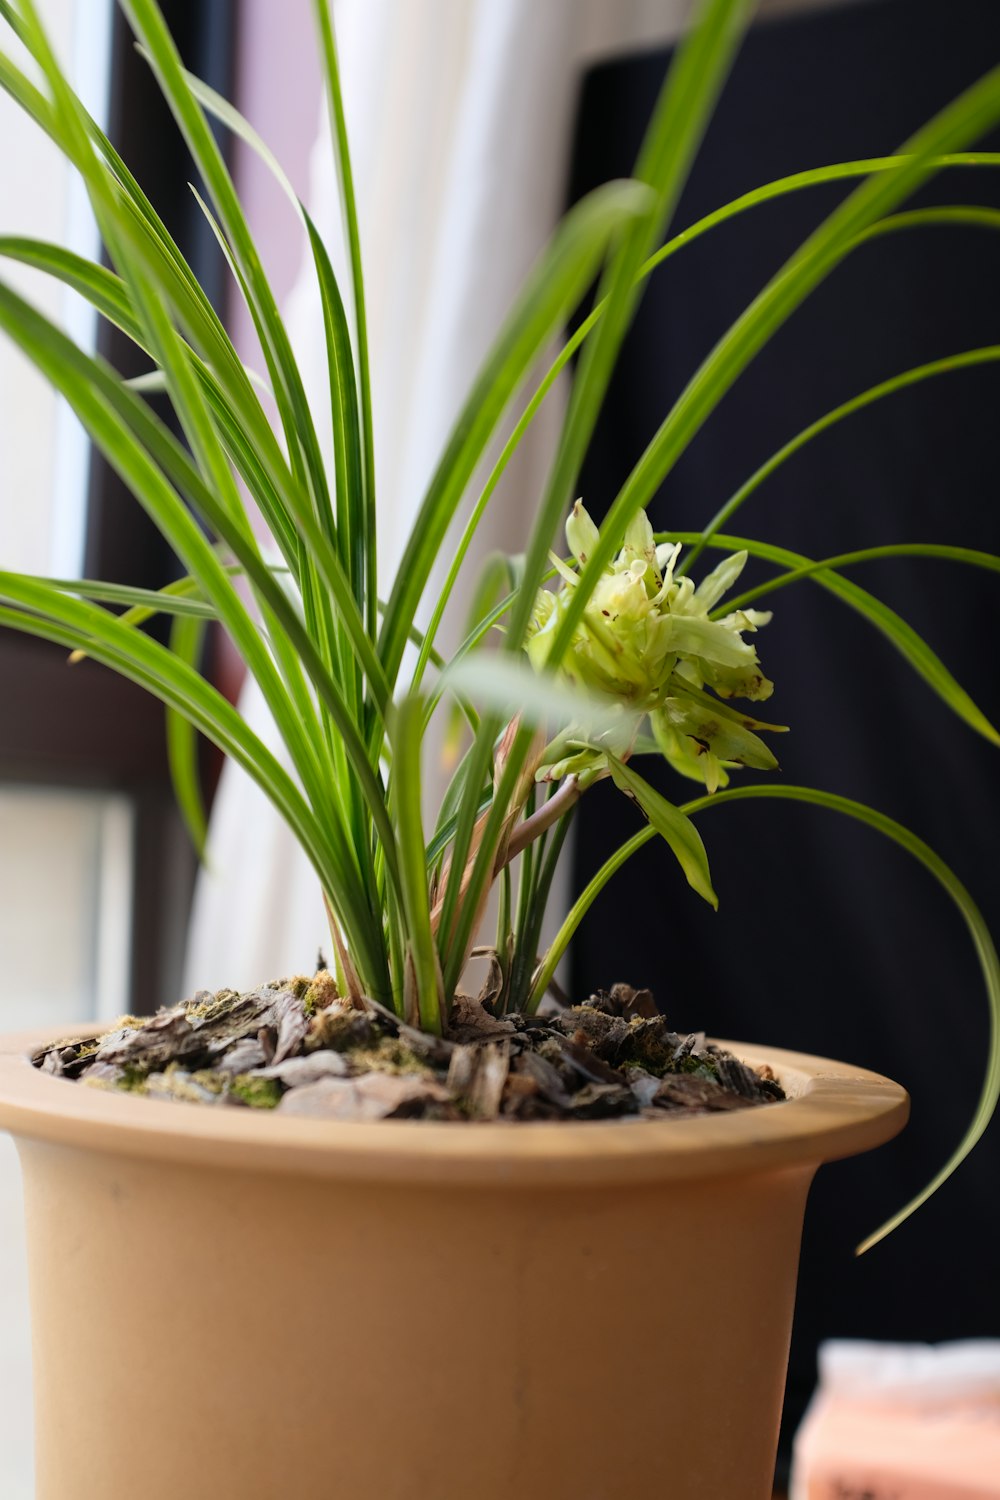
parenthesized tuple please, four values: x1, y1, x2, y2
(32, 973, 785, 1122)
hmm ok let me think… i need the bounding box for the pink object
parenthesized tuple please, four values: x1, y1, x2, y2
(791, 1340, 1000, 1499)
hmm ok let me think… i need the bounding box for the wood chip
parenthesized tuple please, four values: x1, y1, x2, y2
(213, 1037, 268, 1075)
(511, 1050, 572, 1110)
(446, 1046, 479, 1096)
(569, 1081, 636, 1118)
(467, 1042, 510, 1119)
(78, 1061, 123, 1089)
(31, 978, 784, 1122)
(253, 1052, 349, 1086)
(627, 1068, 662, 1108)
(277, 1072, 452, 1120)
(608, 983, 658, 1020)
(270, 995, 309, 1065)
(712, 1052, 767, 1100)
(552, 1035, 626, 1087)
(653, 1075, 753, 1112)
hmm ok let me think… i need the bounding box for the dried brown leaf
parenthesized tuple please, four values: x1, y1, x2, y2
(448, 995, 515, 1042)
(476, 951, 505, 1014)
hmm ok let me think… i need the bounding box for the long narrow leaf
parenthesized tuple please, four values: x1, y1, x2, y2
(505, 0, 752, 659)
(0, 585, 396, 1000)
(409, 172, 1000, 682)
(0, 26, 295, 517)
(165, 612, 209, 857)
(688, 347, 1000, 569)
(724, 542, 1000, 614)
(303, 207, 369, 813)
(530, 780, 999, 1255)
(390, 695, 444, 1032)
(552, 66, 1000, 664)
(528, 826, 650, 1013)
(0, 587, 344, 907)
(605, 754, 717, 909)
(687, 784, 1000, 1253)
(509, 805, 574, 1015)
(124, 0, 334, 533)
(377, 177, 653, 689)
(0, 48, 346, 850)
(451, 0, 753, 982)
(311, 0, 378, 637)
(144, 46, 301, 218)
(35, 574, 216, 621)
(659, 530, 1000, 746)
(440, 735, 529, 1000)
(170, 188, 391, 726)
(0, 273, 397, 993)
(392, 176, 661, 954)
(186, 177, 353, 825)
(446, 654, 639, 745)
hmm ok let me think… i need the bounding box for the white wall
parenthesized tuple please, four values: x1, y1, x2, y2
(0, 786, 133, 1500)
(0, 0, 112, 576)
(1, 5, 116, 1494)
(0, 787, 134, 1032)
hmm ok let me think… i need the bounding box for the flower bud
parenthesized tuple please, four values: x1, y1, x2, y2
(565, 500, 600, 566)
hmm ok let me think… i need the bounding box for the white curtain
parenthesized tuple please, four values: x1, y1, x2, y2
(184, 0, 853, 995)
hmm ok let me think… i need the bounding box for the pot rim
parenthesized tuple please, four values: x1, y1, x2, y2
(0, 1026, 908, 1187)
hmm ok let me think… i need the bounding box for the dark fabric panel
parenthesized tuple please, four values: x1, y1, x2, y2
(85, 0, 236, 592)
(566, 0, 1000, 1476)
(78, 0, 236, 1006)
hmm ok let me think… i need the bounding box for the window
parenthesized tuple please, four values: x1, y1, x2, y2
(1, 0, 236, 1026)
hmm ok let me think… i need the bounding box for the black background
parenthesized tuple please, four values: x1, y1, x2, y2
(567, 0, 1000, 1473)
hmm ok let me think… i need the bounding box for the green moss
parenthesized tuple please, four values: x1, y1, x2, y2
(230, 1074, 282, 1109)
(305, 1001, 370, 1053)
(144, 1065, 221, 1104)
(302, 971, 338, 1018)
(618, 1025, 672, 1075)
(679, 1055, 717, 1081)
(615, 1020, 720, 1080)
(184, 989, 239, 1022)
(349, 1037, 428, 1076)
(67, 1014, 143, 1058)
(118, 1064, 150, 1094)
(80, 1072, 117, 1094)
(561, 1007, 614, 1050)
(188, 1069, 227, 1096)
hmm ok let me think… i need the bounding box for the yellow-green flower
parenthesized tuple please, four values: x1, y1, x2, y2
(527, 502, 786, 790)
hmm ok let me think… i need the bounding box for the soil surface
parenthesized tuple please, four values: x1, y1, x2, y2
(31, 975, 785, 1121)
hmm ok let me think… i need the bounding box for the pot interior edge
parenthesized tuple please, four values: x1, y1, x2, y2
(0, 1025, 909, 1189)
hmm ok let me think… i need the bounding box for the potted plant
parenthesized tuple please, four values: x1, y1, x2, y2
(0, 1, 997, 1497)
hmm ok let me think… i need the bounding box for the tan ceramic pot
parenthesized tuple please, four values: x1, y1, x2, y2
(0, 1028, 907, 1500)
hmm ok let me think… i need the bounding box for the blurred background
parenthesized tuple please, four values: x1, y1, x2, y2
(1, 1, 998, 1495)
